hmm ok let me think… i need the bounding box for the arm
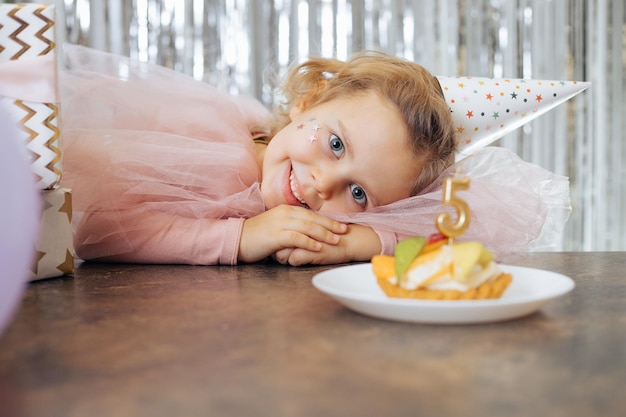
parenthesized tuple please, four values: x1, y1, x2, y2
(273, 223, 390, 266)
(74, 209, 245, 265)
(75, 204, 348, 265)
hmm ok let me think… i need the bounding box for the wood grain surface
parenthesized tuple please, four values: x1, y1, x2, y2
(0, 252, 623, 417)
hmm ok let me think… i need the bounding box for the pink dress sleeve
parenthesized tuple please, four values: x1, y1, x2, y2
(60, 45, 269, 265)
(74, 210, 245, 265)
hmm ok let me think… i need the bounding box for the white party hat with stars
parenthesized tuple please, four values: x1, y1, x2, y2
(435, 76, 590, 159)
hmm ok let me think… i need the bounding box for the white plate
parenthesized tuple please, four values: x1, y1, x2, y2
(312, 264, 575, 324)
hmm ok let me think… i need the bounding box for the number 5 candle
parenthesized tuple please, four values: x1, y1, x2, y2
(437, 176, 471, 239)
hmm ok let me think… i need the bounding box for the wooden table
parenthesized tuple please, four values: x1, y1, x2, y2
(0, 252, 624, 417)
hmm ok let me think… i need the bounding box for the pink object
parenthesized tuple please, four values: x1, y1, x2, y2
(330, 145, 571, 254)
(0, 105, 39, 336)
(60, 46, 269, 265)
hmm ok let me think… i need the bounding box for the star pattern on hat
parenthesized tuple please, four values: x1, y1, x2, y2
(436, 76, 590, 159)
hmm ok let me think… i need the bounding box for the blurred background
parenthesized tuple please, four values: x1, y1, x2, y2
(15, 0, 625, 251)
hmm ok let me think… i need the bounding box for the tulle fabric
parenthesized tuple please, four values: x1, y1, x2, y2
(59, 45, 570, 263)
(330, 147, 571, 253)
(60, 45, 269, 260)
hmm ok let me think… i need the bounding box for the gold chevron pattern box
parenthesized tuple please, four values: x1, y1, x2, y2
(0, 2, 61, 190)
(31, 188, 74, 280)
(0, 3, 74, 280)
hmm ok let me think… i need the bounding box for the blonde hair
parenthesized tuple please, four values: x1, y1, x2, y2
(271, 51, 457, 195)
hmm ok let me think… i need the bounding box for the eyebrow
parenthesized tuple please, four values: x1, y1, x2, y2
(337, 119, 380, 208)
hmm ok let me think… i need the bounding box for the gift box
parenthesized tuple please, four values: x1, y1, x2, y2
(0, 3, 73, 280)
(0, 3, 62, 190)
(30, 187, 74, 281)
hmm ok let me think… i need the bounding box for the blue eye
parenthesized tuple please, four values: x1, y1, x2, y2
(350, 184, 367, 206)
(329, 134, 344, 157)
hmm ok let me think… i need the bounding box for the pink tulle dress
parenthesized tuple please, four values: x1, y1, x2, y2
(60, 45, 570, 265)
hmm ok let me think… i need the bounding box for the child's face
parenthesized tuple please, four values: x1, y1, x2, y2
(261, 91, 422, 213)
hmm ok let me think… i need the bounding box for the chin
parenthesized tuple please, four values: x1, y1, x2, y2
(260, 189, 280, 209)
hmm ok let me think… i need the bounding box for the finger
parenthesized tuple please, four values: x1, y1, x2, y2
(302, 211, 348, 234)
(282, 205, 348, 234)
(278, 230, 323, 252)
(275, 247, 321, 266)
(278, 217, 343, 246)
(302, 224, 342, 246)
(286, 248, 329, 266)
(285, 249, 312, 266)
(273, 249, 291, 265)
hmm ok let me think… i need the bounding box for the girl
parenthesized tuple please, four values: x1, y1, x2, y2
(60, 45, 568, 265)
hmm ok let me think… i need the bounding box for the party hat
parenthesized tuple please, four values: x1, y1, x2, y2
(436, 76, 590, 159)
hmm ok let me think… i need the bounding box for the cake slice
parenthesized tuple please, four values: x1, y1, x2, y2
(372, 237, 512, 300)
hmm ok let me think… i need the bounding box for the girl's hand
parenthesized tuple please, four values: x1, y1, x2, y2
(238, 205, 348, 263)
(273, 224, 382, 266)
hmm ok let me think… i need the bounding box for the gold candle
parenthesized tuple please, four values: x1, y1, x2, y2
(436, 176, 471, 238)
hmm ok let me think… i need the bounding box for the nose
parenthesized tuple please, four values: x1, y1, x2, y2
(310, 166, 337, 201)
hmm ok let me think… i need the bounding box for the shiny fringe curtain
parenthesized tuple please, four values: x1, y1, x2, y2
(25, 0, 625, 251)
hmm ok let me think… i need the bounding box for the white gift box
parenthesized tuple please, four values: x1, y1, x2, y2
(0, 3, 62, 190)
(30, 187, 74, 281)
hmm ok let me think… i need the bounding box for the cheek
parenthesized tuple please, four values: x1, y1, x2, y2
(288, 129, 318, 156)
(264, 132, 288, 162)
(290, 117, 324, 143)
(268, 122, 325, 166)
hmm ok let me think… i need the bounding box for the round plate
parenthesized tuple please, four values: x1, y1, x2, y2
(312, 264, 575, 324)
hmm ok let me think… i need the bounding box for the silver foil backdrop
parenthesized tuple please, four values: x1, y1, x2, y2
(22, 0, 626, 251)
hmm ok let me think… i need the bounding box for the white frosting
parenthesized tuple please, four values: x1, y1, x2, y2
(428, 261, 500, 291)
(402, 244, 454, 290)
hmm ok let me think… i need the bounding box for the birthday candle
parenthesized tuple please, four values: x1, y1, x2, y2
(436, 177, 471, 238)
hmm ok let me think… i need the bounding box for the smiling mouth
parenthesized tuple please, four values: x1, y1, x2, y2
(289, 170, 309, 207)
